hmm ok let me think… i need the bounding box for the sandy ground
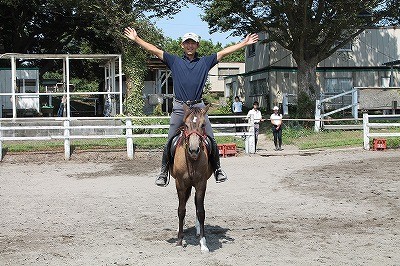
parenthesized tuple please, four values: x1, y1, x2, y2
(0, 135, 399, 266)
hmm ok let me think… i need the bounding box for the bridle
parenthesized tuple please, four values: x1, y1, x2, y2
(183, 129, 207, 142)
(181, 121, 208, 178)
(182, 128, 207, 156)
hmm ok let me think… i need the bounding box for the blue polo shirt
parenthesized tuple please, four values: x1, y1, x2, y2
(163, 52, 218, 101)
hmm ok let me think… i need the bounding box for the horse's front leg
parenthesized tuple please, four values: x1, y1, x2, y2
(176, 187, 190, 247)
(195, 190, 209, 252)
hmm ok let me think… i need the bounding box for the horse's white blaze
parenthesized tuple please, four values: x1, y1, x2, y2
(195, 216, 200, 236)
(200, 237, 209, 252)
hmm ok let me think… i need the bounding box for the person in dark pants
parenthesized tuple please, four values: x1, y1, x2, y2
(124, 27, 259, 187)
(270, 106, 283, 151)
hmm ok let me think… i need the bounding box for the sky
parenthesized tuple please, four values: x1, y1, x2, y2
(150, 4, 242, 46)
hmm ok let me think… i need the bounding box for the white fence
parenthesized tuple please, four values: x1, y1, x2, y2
(363, 113, 400, 150)
(0, 115, 255, 161)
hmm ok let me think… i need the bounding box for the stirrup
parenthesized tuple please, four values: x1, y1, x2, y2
(214, 168, 227, 183)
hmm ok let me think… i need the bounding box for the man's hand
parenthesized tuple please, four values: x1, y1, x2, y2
(242, 33, 259, 46)
(124, 27, 137, 42)
(217, 33, 259, 61)
(123, 26, 164, 60)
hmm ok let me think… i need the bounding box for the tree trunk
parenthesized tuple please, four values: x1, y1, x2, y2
(295, 61, 319, 118)
(297, 61, 319, 99)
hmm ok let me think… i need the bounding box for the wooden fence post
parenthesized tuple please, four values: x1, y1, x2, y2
(314, 99, 321, 132)
(363, 112, 370, 150)
(126, 118, 134, 159)
(0, 122, 3, 161)
(64, 119, 71, 160)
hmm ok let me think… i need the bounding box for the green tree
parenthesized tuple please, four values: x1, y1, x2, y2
(164, 38, 245, 62)
(222, 42, 245, 62)
(194, 0, 400, 116)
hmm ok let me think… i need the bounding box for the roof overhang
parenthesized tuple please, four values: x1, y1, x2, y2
(0, 53, 121, 60)
(383, 59, 400, 66)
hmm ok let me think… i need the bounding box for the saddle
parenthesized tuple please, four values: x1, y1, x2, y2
(170, 132, 212, 161)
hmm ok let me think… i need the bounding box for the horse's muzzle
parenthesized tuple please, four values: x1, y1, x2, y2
(188, 146, 201, 159)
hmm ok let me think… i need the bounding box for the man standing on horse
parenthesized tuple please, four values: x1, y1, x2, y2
(124, 27, 259, 187)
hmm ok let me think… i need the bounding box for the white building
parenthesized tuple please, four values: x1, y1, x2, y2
(208, 62, 244, 94)
(0, 68, 40, 117)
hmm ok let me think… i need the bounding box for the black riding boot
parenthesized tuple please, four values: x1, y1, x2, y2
(155, 138, 173, 187)
(209, 137, 228, 183)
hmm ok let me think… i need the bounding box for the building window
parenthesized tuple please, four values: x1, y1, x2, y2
(325, 78, 352, 93)
(16, 79, 37, 93)
(250, 79, 266, 96)
(381, 77, 391, 87)
(247, 44, 256, 57)
(334, 41, 352, 51)
(324, 78, 353, 106)
(218, 67, 239, 80)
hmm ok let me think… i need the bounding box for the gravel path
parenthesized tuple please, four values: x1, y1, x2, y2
(1, 137, 399, 265)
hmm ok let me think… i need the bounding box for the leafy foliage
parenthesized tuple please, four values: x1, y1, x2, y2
(163, 38, 245, 62)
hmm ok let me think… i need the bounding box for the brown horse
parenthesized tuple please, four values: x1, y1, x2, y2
(170, 105, 213, 252)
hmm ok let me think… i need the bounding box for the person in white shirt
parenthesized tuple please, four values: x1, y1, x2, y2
(270, 105, 283, 151)
(232, 96, 243, 132)
(246, 101, 265, 150)
(232, 96, 243, 113)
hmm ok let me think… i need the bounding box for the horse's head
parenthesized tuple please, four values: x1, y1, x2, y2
(182, 105, 209, 160)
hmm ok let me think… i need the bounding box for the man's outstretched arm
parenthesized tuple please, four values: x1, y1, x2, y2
(124, 27, 164, 60)
(217, 33, 259, 61)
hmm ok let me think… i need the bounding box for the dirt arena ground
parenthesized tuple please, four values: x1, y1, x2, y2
(0, 141, 399, 265)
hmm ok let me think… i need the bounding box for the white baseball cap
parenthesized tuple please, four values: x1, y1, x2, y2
(182, 32, 200, 43)
(273, 106, 279, 110)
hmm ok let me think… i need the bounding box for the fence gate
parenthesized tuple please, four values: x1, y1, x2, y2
(314, 89, 358, 131)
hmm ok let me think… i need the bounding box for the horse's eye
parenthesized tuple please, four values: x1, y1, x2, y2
(201, 123, 205, 128)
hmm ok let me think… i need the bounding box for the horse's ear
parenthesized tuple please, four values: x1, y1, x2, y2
(202, 104, 210, 114)
(183, 104, 189, 114)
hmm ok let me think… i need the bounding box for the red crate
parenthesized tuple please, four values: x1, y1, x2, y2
(223, 143, 237, 157)
(217, 144, 225, 157)
(373, 138, 387, 150)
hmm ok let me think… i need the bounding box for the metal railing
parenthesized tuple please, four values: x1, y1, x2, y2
(0, 115, 254, 160)
(315, 89, 358, 132)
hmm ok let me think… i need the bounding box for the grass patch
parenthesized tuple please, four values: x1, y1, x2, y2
(282, 128, 363, 150)
(4, 140, 65, 152)
(282, 127, 400, 150)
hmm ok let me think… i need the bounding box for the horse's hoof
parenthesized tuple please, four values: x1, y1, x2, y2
(176, 239, 184, 247)
(200, 237, 209, 253)
(201, 246, 209, 253)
